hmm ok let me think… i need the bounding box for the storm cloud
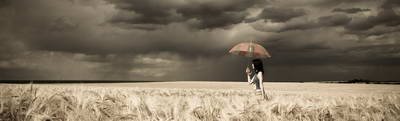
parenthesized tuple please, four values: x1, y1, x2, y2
(345, 0, 400, 31)
(257, 7, 306, 22)
(0, 0, 399, 81)
(332, 8, 371, 14)
(106, 0, 266, 29)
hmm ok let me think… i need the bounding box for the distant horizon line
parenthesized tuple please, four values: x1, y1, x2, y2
(1, 79, 399, 84)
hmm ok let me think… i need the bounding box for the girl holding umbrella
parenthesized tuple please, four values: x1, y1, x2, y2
(229, 41, 270, 100)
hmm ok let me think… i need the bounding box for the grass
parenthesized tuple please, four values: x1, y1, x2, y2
(0, 84, 399, 121)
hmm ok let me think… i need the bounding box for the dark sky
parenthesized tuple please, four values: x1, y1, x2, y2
(0, 0, 399, 81)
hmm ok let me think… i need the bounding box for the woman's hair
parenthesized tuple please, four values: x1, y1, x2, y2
(252, 59, 264, 74)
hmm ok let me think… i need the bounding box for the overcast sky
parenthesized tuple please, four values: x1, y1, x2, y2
(0, 0, 399, 81)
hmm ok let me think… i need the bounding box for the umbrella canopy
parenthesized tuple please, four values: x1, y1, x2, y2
(229, 41, 271, 58)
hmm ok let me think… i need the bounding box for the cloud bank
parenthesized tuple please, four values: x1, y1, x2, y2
(0, 0, 399, 81)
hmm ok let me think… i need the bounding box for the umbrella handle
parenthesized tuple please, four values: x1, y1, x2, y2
(247, 59, 252, 72)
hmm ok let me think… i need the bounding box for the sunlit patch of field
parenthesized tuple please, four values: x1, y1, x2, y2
(1, 82, 399, 121)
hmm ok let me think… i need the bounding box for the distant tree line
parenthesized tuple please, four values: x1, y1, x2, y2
(341, 78, 399, 84)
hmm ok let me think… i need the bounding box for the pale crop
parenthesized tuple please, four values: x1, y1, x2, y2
(0, 83, 399, 121)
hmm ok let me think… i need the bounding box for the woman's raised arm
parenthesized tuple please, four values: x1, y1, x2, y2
(246, 67, 253, 84)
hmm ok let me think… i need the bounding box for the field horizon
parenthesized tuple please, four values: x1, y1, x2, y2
(1, 79, 399, 85)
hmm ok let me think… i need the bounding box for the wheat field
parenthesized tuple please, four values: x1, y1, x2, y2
(1, 82, 399, 121)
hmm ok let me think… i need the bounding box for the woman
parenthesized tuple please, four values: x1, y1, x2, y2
(246, 59, 267, 99)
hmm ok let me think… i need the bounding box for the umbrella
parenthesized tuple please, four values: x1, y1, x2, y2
(229, 41, 271, 58)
